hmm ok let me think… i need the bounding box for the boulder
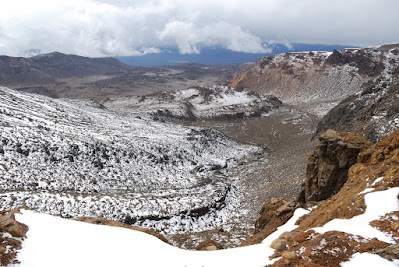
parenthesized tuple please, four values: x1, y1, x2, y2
(197, 241, 224, 251)
(375, 244, 399, 261)
(298, 130, 371, 203)
(0, 211, 28, 238)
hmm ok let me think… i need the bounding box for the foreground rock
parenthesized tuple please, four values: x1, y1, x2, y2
(243, 130, 370, 246)
(265, 129, 399, 266)
(0, 209, 28, 266)
(241, 198, 299, 246)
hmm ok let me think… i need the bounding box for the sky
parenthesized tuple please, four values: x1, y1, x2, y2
(0, 0, 398, 57)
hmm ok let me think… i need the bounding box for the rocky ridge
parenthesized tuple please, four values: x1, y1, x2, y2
(244, 129, 399, 266)
(228, 44, 399, 117)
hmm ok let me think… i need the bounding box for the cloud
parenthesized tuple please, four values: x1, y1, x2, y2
(158, 21, 267, 54)
(0, 0, 398, 57)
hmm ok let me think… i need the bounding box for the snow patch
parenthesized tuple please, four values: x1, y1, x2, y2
(340, 252, 399, 267)
(314, 188, 399, 243)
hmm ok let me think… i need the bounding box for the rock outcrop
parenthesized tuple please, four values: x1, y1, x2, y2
(241, 198, 299, 246)
(242, 130, 371, 246)
(264, 129, 399, 266)
(298, 129, 372, 203)
(0, 210, 29, 266)
(0, 210, 28, 238)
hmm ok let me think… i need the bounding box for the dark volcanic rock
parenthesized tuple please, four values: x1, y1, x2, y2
(316, 77, 399, 142)
(325, 49, 384, 76)
(299, 130, 371, 203)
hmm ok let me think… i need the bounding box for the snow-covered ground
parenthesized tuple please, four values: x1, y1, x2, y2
(14, 186, 399, 266)
(341, 253, 399, 267)
(14, 208, 306, 267)
(0, 86, 260, 237)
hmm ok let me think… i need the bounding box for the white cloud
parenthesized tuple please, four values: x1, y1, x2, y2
(0, 0, 398, 57)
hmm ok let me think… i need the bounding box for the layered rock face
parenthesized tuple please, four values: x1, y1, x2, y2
(299, 130, 372, 203)
(243, 130, 371, 245)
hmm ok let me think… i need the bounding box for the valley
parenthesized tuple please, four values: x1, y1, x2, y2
(0, 43, 399, 266)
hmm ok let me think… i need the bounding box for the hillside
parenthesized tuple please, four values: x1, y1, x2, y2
(315, 57, 399, 141)
(2, 129, 399, 266)
(0, 43, 399, 266)
(0, 86, 265, 247)
(228, 44, 399, 116)
(0, 52, 131, 85)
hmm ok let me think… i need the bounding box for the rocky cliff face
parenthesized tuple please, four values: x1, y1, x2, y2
(243, 130, 371, 245)
(299, 130, 372, 203)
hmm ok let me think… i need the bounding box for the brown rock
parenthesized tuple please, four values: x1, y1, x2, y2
(299, 130, 371, 203)
(241, 198, 298, 246)
(391, 222, 399, 231)
(196, 240, 224, 251)
(281, 251, 296, 260)
(255, 198, 298, 231)
(0, 211, 29, 238)
(270, 238, 287, 251)
(0, 245, 6, 254)
(204, 245, 218, 251)
(375, 244, 399, 261)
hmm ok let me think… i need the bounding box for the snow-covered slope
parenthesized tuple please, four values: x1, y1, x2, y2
(0, 86, 259, 236)
(14, 208, 307, 267)
(14, 185, 399, 267)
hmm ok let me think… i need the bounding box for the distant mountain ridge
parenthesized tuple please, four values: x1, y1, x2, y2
(0, 52, 132, 86)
